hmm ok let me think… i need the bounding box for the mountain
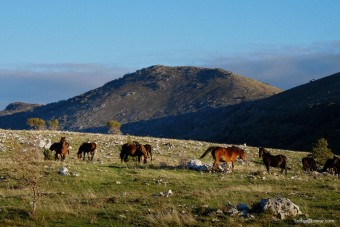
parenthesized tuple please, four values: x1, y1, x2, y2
(215, 72, 340, 152)
(1, 65, 339, 153)
(0, 65, 281, 131)
(123, 72, 340, 153)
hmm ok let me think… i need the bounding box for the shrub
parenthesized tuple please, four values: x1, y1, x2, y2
(43, 148, 54, 160)
(48, 119, 59, 130)
(107, 120, 122, 134)
(311, 138, 334, 165)
(27, 118, 46, 130)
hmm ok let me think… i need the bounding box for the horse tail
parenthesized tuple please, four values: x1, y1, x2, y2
(200, 146, 215, 159)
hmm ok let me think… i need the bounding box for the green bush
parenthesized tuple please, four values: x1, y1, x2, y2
(27, 118, 46, 130)
(42, 148, 54, 160)
(107, 120, 122, 134)
(311, 138, 334, 165)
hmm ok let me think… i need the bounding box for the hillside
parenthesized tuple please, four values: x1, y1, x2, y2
(131, 72, 340, 153)
(0, 129, 339, 226)
(216, 72, 340, 152)
(0, 65, 281, 131)
(1, 66, 339, 153)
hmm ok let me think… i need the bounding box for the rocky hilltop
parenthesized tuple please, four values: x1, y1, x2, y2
(0, 65, 281, 132)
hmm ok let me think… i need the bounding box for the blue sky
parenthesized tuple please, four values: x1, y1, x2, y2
(0, 0, 340, 110)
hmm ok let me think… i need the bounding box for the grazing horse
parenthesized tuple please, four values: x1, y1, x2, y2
(322, 156, 340, 176)
(144, 144, 153, 161)
(77, 142, 97, 160)
(49, 137, 69, 161)
(200, 146, 246, 173)
(120, 142, 149, 164)
(302, 157, 317, 172)
(259, 147, 287, 175)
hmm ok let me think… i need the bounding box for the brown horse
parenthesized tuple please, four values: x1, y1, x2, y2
(120, 142, 149, 164)
(302, 157, 317, 172)
(200, 146, 246, 173)
(144, 144, 153, 161)
(49, 137, 69, 161)
(77, 142, 97, 160)
(259, 147, 287, 175)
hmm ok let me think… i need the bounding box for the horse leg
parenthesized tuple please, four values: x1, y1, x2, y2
(231, 161, 235, 174)
(212, 161, 219, 172)
(265, 164, 270, 174)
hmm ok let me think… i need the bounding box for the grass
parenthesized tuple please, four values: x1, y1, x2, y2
(0, 129, 339, 226)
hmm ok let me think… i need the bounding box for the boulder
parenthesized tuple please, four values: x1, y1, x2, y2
(58, 167, 70, 176)
(257, 197, 302, 220)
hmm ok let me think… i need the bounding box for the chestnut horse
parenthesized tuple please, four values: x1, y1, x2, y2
(200, 146, 246, 173)
(259, 147, 287, 175)
(49, 137, 69, 161)
(302, 157, 317, 172)
(77, 142, 97, 160)
(120, 142, 149, 164)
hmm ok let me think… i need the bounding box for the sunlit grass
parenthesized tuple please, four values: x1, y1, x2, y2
(0, 129, 339, 226)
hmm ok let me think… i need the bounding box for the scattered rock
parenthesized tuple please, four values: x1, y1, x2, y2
(58, 167, 70, 176)
(187, 159, 210, 171)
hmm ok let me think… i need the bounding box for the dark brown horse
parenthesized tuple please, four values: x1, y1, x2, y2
(259, 147, 287, 175)
(49, 137, 69, 161)
(144, 144, 153, 161)
(322, 156, 340, 176)
(120, 142, 149, 164)
(200, 146, 246, 173)
(77, 142, 97, 160)
(302, 157, 317, 172)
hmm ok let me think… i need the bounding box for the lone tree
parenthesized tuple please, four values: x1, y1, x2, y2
(311, 138, 334, 165)
(48, 119, 59, 130)
(27, 118, 46, 130)
(107, 120, 122, 134)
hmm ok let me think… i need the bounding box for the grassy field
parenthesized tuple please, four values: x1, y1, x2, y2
(0, 129, 339, 226)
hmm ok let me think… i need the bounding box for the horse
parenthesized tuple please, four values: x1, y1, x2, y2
(144, 144, 153, 161)
(322, 156, 340, 176)
(77, 142, 97, 160)
(200, 145, 246, 173)
(302, 157, 317, 172)
(120, 142, 149, 164)
(49, 137, 69, 161)
(259, 147, 287, 175)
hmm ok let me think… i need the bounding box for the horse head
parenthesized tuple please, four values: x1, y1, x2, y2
(239, 149, 246, 161)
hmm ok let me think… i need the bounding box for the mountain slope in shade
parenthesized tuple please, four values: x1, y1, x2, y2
(122, 72, 340, 153)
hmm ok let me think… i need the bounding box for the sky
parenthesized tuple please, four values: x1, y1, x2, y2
(1, 0, 340, 110)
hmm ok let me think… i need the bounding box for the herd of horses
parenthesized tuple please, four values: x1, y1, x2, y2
(48, 137, 340, 176)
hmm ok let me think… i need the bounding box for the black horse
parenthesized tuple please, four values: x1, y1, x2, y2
(49, 137, 69, 161)
(322, 156, 340, 176)
(259, 147, 287, 175)
(302, 157, 317, 172)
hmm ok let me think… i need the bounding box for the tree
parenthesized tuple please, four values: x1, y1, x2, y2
(27, 118, 46, 130)
(48, 119, 59, 130)
(311, 138, 334, 165)
(107, 120, 122, 134)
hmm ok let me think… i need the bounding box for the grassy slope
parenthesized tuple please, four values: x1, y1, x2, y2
(0, 129, 339, 226)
